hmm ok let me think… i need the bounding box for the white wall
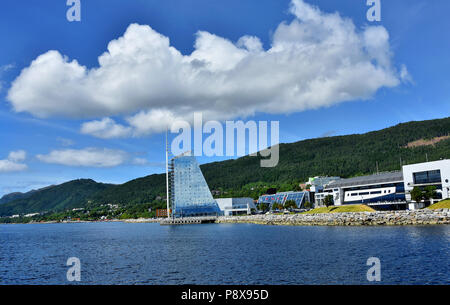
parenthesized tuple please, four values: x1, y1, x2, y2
(215, 198, 256, 216)
(402, 159, 450, 201)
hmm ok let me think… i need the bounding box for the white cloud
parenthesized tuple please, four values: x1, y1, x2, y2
(0, 63, 15, 72)
(36, 148, 128, 167)
(132, 157, 149, 165)
(7, 0, 405, 138)
(8, 150, 26, 162)
(80, 118, 132, 139)
(0, 150, 27, 172)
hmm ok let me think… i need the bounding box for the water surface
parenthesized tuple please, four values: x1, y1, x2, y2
(1, 222, 449, 284)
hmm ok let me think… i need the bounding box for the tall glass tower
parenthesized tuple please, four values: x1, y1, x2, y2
(169, 154, 221, 217)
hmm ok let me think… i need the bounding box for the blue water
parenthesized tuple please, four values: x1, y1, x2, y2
(0, 222, 449, 284)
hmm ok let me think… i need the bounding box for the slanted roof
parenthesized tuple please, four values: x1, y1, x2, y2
(325, 171, 403, 189)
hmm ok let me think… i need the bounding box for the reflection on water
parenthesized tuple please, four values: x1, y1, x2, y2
(0, 222, 449, 284)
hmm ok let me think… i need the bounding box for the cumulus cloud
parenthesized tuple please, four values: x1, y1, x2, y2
(0, 150, 27, 172)
(36, 148, 128, 167)
(7, 0, 405, 138)
(80, 118, 132, 139)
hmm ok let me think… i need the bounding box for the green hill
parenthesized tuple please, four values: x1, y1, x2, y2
(1, 116, 449, 217)
(91, 116, 450, 204)
(0, 179, 113, 216)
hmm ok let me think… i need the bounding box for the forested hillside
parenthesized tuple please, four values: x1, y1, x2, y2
(0, 179, 113, 216)
(1, 116, 449, 216)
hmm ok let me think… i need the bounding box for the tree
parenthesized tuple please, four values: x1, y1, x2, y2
(272, 203, 281, 211)
(259, 203, 268, 212)
(303, 200, 313, 209)
(284, 200, 297, 210)
(323, 195, 334, 207)
(424, 186, 437, 201)
(410, 187, 424, 202)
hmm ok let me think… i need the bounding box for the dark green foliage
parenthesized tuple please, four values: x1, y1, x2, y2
(271, 203, 282, 211)
(303, 200, 313, 209)
(410, 187, 423, 202)
(0, 191, 35, 204)
(0, 179, 113, 216)
(424, 186, 438, 200)
(323, 195, 334, 207)
(1, 116, 449, 219)
(284, 200, 297, 209)
(91, 174, 166, 205)
(258, 203, 268, 212)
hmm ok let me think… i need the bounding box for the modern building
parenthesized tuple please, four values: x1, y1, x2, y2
(257, 191, 311, 210)
(323, 171, 406, 209)
(321, 159, 450, 210)
(169, 154, 222, 217)
(215, 198, 256, 216)
(403, 159, 450, 209)
(305, 176, 341, 192)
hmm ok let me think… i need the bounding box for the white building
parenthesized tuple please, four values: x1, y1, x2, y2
(215, 198, 256, 216)
(402, 159, 450, 209)
(306, 176, 340, 193)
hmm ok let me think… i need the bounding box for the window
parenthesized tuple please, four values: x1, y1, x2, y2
(413, 170, 441, 184)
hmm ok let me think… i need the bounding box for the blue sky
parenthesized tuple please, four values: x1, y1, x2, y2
(0, 0, 449, 196)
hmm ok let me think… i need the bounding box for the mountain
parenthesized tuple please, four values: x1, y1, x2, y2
(0, 192, 33, 205)
(0, 179, 113, 216)
(91, 116, 450, 204)
(1, 117, 449, 216)
(0, 185, 55, 205)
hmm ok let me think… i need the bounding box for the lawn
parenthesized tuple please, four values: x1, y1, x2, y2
(427, 199, 450, 210)
(302, 204, 375, 214)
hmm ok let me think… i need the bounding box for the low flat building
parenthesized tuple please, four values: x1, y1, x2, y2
(215, 198, 256, 216)
(324, 171, 406, 209)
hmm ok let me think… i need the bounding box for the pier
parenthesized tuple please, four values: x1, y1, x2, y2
(160, 216, 217, 225)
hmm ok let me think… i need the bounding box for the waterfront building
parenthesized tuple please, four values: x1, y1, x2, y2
(324, 171, 405, 208)
(322, 159, 450, 210)
(257, 191, 311, 210)
(304, 176, 341, 206)
(305, 176, 341, 192)
(215, 198, 256, 216)
(169, 154, 222, 217)
(403, 159, 450, 209)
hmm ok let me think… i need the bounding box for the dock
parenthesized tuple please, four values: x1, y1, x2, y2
(160, 216, 217, 225)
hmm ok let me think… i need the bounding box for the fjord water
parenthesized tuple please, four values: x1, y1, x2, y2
(1, 222, 449, 284)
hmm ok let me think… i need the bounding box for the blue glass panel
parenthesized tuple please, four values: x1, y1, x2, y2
(172, 156, 221, 217)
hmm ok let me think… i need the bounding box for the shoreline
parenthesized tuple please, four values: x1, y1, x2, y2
(2, 209, 449, 226)
(217, 209, 450, 226)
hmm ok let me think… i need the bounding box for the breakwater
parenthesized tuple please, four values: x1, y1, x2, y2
(216, 209, 450, 226)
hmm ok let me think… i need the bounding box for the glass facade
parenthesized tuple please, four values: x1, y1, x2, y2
(413, 170, 442, 185)
(171, 155, 221, 217)
(257, 191, 310, 209)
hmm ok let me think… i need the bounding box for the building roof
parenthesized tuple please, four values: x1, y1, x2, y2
(325, 171, 403, 189)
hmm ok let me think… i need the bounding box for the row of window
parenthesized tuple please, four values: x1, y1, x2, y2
(413, 170, 442, 185)
(348, 189, 392, 197)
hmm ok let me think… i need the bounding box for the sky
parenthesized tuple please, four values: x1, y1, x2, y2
(0, 0, 449, 196)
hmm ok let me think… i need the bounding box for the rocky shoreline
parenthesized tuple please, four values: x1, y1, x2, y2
(216, 209, 450, 226)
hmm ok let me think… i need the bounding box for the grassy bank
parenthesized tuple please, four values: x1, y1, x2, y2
(428, 199, 450, 210)
(302, 204, 375, 214)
